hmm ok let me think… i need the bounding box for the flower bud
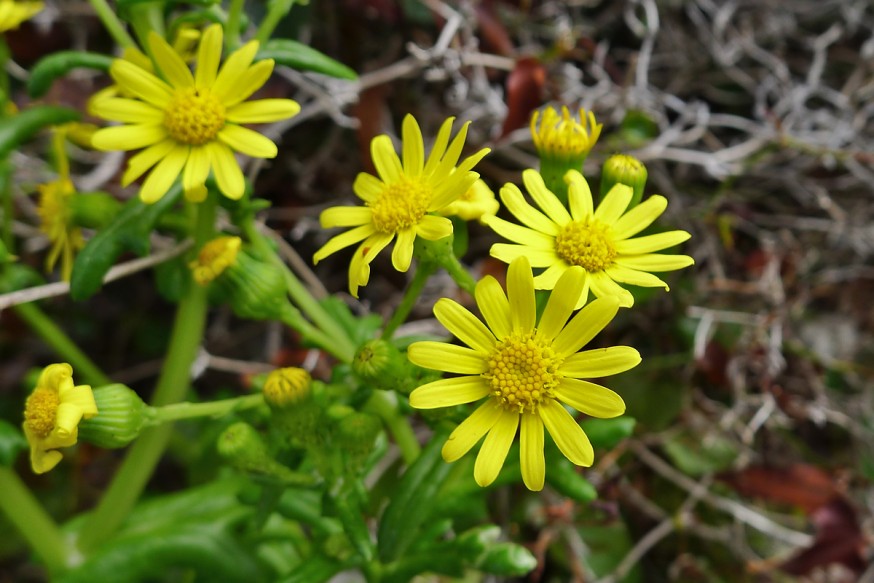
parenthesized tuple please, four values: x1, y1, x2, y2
(78, 384, 150, 448)
(69, 192, 122, 229)
(438, 179, 499, 224)
(336, 412, 381, 464)
(263, 367, 311, 410)
(531, 106, 602, 204)
(352, 339, 410, 392)
(477, 542, 537, 577)
(600, 154, 647, 209)
(218, 421, 313, 485)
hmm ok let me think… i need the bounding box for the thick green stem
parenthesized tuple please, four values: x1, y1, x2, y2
(364, 392, 419, 465)
(86, 0, 136, 49)
(439, 253, 476, 296)
(242, 222, 355, 362)
(148, 394, 263, 424)
(280, 307, 349, 362)
(129, 3, 165, 51)
(76, 200, 215, 555)
(225, 0, 246, 50)
(0, 467, 71, 571)
(255, 0, 296, 44)
(381, 262, 436, 340)
(13, 302, 112, 387)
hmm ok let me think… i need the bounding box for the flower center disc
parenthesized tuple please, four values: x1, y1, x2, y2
(555, 220, 617, 272)
(164, 88, 226, 145)
(370, 179, 431, 233)
(24, 388, 60, 438)
(484, 332, 562, 413)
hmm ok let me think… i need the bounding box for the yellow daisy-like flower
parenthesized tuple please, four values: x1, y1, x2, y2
(438, 178, 500, 224)
(531, 105, 602, 162)
(22, 363, 98, 474)
(189, 235, 241, 285)
(409, 257, 639, 490)
(485, 169, 694, 308)
(36, 177, 84, 282)
(90, 24, 301, 203)
(0, 0, 43, 33)
(313, 114, 490, 297)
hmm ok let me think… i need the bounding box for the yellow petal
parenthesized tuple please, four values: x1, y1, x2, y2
(196, 24, 223, 89)
(220, 59, 274, 107)
(218, 125, 278, 158)
(54, 402, 85, 438)
(182, 146, 210, 202)
(499, 183, 560, 236)
(88, 98, 163, 124)
(485, 216, 555, 249)
(531, 262, 570, 290)
(432, 121, 469, 178)
(110, 60, 173, 108)
(92, 124, 167, 152)
(539, 400, 594, 466)
(588, 272, 634, 307)
(560, 346, 641, 378)
(566, 170, 594, 219)
(415, 215, 453, 241)
(434, 298, 496, 354)
(391, 228, 415, 272)
(140, 144, 189, 203)
(312, 224, 376, 263)
(423, 116, 454, 176)
(610, 195, 667, 240)
(206, 142, 245, 200)
(60, 385, 98, 417)
(614, 230, 691, 254)
(122, 139, 176, 186)
(605, 266, 669, 289)
(490, 244, 559, 268)
(401, 114, 424, 176)
(594, 183, 633, 224)
(371, 135, 402, 184)
(613, 254, 695, 272)
(553, 295, 621, 358)
(347, 233, 392, 297)
(506, 256, 535, 332)
(213, 40, 260, 101)
(409, 376, 490, 409)
(554, 378, 626, 418)
(520, 412, 545, 491)
(353, 172, 383, 202)
(474, 409, 518, 487)
(441, 400, 502, 462)
(475, 275, 510, 340)
(537, 266, 585, 343)
(148, 31, 194, 88)
(407, 341, 487, 374)
(30, 448, 63, 475)
(320, 206, 373, 228)
(522, 169, 571, 226)
(225, 99, 301, 124)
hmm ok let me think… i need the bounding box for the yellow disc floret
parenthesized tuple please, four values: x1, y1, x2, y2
(23, 388, 60, 439)
(370, 179, 431, 233)
(555, 220, 617, 272)
(190, 236, 241, 285)
(164, 88, 226, 145)
(484, 331, 562, 414)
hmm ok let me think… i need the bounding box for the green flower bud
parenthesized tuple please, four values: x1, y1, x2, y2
(336, 412, 381, 463)
(600, 154, 648, 208)
(78, 384, 150, 448)
(454, 525, 501, 561)
(477, 542, 537, 577)
(69, 192, 122, 229)
(263, 367, 311, 410)
(218, 421, 314, 485)
(353, 339, 411, 392)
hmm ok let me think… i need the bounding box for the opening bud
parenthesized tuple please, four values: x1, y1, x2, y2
(263, 367, 312, 410)
(78, 384, 150, 448)
(600, 154, 647, 208)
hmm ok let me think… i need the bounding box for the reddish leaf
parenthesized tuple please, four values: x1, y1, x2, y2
(475, 3, 514, 57)
(780, 497, 866, 576)
(499, 57, 546, 139)
(718, 464, 838, 513)
(353, 84, 388, 175)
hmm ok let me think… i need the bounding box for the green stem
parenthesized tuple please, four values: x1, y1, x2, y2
(225, 0, 246, 50)
(363, 392, 419, 465)
(0, 467, 71, 571)
(439, 253, 476, 296)
(243, 222, 355, 362)
(280, 306, 349, 362)
(129, 3, 166, 51)
(0, 157, 11, 252)
(148, 394, 263, 424)
(13, 303, 112, 387)
(86, 0, 136, 49)
(76, 199, 215, 555)
(255, 0, 296, 44)
(381, 262, 436, 340)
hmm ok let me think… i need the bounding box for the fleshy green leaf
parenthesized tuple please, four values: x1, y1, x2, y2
(0, 107, 80, 159)
(581, 416, 636, 450)
(27, 52, 113, 98)
(257, 40, 357, 80)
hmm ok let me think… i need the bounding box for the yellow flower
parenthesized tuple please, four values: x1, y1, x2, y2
(36, 177, 84, 282)
(485, 169, 694, 308)
(22, 364, 98, 474)
(90, 24, 301, 203)
(531, 105, 602, 161)
(438, 178, 499, 223)
(0, 0, 43, 33)
(409, 257, 639, 491)
(189, 235, 241, 285)
(313, 114, 490, 297)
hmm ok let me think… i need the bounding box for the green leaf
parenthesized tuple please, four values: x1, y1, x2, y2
(477, 542, 537, 577)
(277, 553, 346, 583)
(0, 106, 80, 159)
(377, 428, 452, 562)
(548, 458, 598, 503)
(581, 416, 636, 450)
(577, 519, 642, 583)
(27, 52, 113, 98)
(662, 431, 738, 477)
(257, 40, 357, 80)
(0, 421, 27, 467)
(69, 184, 183, 300)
